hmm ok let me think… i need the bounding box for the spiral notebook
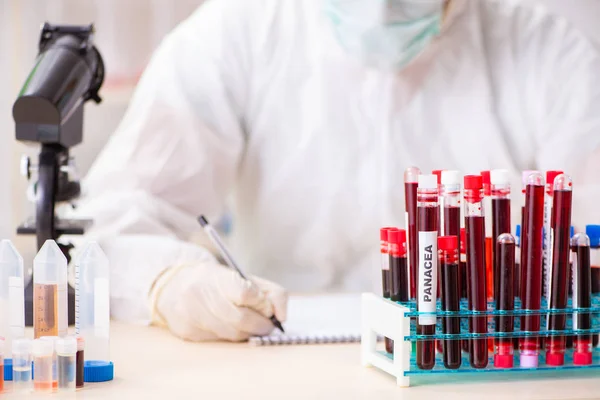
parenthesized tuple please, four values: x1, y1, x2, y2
(249, 293, 362, 346)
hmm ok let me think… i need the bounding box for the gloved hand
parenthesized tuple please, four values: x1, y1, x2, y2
(152, 263, 288, 342)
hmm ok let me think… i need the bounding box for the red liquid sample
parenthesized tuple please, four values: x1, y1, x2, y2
(383, 260, 393, 353)
(466, 216, 488, 368)
(573, 243, 592, 365)
(406, 182, 419, 299)
(546, 189, 572, 366)
(76, 349, 84, 388)
(492, 198, 511, 303)
(444, 206, 461, 295)
(416, 205, 438, 370)
(494, 239, 515, 368)
(520, 184, 544, 359)
(441, 260, 462, 369)
(486, 238, 494, 300)
(520, 205, 527, 299)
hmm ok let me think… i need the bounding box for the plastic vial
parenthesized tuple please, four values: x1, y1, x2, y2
(33, 338, 54, 393)
(543, 171, 563, 299)
(40, 336, 59, 390)
(0, 240, 25, 351)
(56, 337, 77, 391)
(572, 233, 593, 366)
(12, 338, 32, 393)
(439, 236, 461, 369)
(0, 337, 4, 393)
(76, 337, 85, 388)
(76, 242, 113, 380)
(490, 169, 511, 305)
(404, 167, 421, 299)
(33, 240, 68, 339)
(481, 171, 494, 300)
(494, 234, 516, 368)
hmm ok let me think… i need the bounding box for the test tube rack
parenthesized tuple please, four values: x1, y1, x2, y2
(361, 293, 600, 387)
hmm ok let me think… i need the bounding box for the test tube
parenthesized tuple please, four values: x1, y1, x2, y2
(56, 337, 77, 391)
(545, 175, 573, 366)
(490, 169, 511, 306)
(0, 240, 25, 351)
(416, 174, 439, 370)
(389, 229, 409, 304)
(481, 171, 494, 300)
(441, 171, 462, 296)
(432, 169, 444, 235)
(12, 338, 32, 393)
(543, 171, 563, 299)
(494, 234, 515, 368)
(572, 233, 593, 366)
(519, 172, 545, 369)
(76, 337, 85, 388)
(459, 228, 469, 353)
(76, 242, 111, 372)
(380, 227, 393, 353)
(33, 240, 68, 339)
(463, 175, 488, 369)
(40, 336, 58, 390)
(0, 337, 4, 393)
(404, 167, 421, 299)
(520, 170, 540, 298)
(439, 236, 461, 369)
(33, 338, 54, 393)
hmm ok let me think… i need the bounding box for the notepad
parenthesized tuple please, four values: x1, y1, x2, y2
(249, 293, 362, 346)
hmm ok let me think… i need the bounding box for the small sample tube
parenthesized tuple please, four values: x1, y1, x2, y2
(543, 171, 563, 299)
(33, 338, 54, 393)
(464, 175, 488, 368)
(545, 175, 572, 366)
(75, 242, 112, 376)
(481, 171, 494, 300)
(519, 172, 545, 368)
(40, 336, 58, 390)
(494, 234, 515, 368)
(389, 229, 409, 303)
(56, 337, 77, 391)
(416, 174, 439, 370)
(572, 233, 593, 366)
(380, 228, 393, 354)
(405, 167, 421, 299)
(490, 169, 511, 306)
(12, 338, 32, 393)
(0, 337, 4, 393)
(439, 236, 461, 369)
(0, 240, 25, 352)
(33, 240, 68, 339)
(76, 337, 85, 388)
(441, 170, 462, 295)
(459, 228, 469, 353)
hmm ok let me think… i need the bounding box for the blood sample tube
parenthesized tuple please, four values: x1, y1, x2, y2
(545, 174, 572, 366)
(519, 172, 545, 369)
(33, 240, 68, 339)
(464, 175, 488, 368)
(405, 167, 421, 299)
(460, 228, 469, 353)
(389, 229, 409, 304)
(572, 233, 593, 366)
(12, 338, 32, 393)
(520, 170, 540, 299)
(481, 171, 494, 300)
(433, 169, 444, 235)
(0, 240, 25, 352)
(490, 169, 511, 306)
(56, 337, 77, 391)
(380, 228, 393, 353)
(416, 174, 439, 370)
(0, 338, 4, 393)
(494, 233, 515, 368)
(543, 171, 563, 300)
(33, 338, 54, 393)
(441, 171, 462, 294)
(76, 337, 85, 389)
(439, 236, 461, 369)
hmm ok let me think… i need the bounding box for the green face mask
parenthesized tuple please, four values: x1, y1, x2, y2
(325, 0, 444, 69)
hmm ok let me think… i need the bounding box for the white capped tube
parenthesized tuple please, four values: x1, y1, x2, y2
(12, 338, 32, 393)
(0, 240, 25, 349)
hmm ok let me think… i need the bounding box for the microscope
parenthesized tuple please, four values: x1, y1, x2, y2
(13, 23, 105, 326)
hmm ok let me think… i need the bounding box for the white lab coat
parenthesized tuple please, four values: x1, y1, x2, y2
(77, 0, 600, 322)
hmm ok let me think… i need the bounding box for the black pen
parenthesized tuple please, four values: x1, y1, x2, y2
(197, 215, 285, 333)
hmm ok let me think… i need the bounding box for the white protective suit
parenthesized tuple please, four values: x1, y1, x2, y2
(78, 0, 600, 327)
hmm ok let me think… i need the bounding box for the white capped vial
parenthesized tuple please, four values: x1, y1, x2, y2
(32, 338, 54, 393)
(56, 337, 77, 391)
(40, 336, 59, 390)
(12, 338, 32, 393)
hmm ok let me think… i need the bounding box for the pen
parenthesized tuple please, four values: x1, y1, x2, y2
(197, 215, 285, 333)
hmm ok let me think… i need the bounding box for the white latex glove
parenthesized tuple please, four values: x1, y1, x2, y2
(153, 263, 288, 342)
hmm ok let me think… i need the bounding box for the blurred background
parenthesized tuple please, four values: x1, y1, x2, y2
(0, 0, 598, 262)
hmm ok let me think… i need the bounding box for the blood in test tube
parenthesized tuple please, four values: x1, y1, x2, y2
(543, 171, 563, 300)
(519, 170, 539, 299)
(460, 228, 469, 353)
(545, 175, 572, 367)
(439, 236, 461, 369)
(405, 167, 421, 299)
(464, 175, 488, 369)
(416, 174, 439, 370)
(490, 169, 511, 306)
(481, 171, 494, 301)
(380, 228, 393, 353)
(519, 172, 545, 369)
(76, 337, 85, 388)
(494, 234, 515, 368)
(442, 171, 462, 296)
(572, 233, 593, 366)
(389, 228, 409, 353)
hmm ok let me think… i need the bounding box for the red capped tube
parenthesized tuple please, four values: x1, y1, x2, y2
(572, 233, 593, 366)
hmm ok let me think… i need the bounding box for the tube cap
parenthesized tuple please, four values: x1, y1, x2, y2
(56, 337, 77, 355)
(494, 353, 514, 369)
(418, 174, 438, 189)
(490, 169, 509, 185)
(546, 170, 564, 186)
(438, 236, 458, 251)
(441, 170, 460, 185)
(380, 227, 391, 241)
(388, 229, 407, 245)
(573, 351, 593, 366)
(84, 360, 114, 382)
(586, 225, 600, 247)
(77, 337, 85, 352)
(32, 338, 54, 356)
(12, 338, 32, 353)
(481, 171, 491, 185)
(545, 352, 564, 367)
(464, 175, 483, 190)
(519, 353, 539, 368)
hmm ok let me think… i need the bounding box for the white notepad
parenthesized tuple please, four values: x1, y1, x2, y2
(249, 293, 362, 346)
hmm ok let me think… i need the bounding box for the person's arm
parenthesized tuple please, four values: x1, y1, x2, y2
(76, 1, 281, 331)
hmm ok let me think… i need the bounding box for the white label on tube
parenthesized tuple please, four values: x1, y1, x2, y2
(58, 283, 67, 337)
(418, 231, 438, 325)
(546, 228, 554, 330)
(94, 278, 110, 338)
(381, 253, 390, 271)
(542, 197, 552, 298)
(572, 250, 579, 330)
(9, 276, 25, 336)
(405, 211, 411, 296)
